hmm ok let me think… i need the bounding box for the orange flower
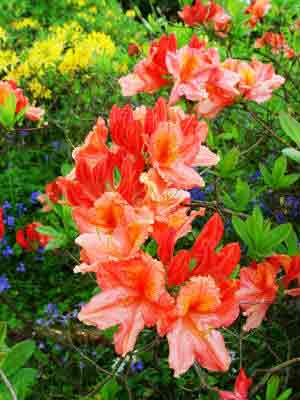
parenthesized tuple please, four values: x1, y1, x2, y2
(78, 253, 174, 356)
(245, 0, 271, 28)
(163, 276, 236, 376)
(283, 255, 300, 297)
(237, 262, 278, 331)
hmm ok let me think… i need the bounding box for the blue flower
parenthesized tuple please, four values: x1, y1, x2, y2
(2, 201, 11, 210)
(0, 275, 10, 293)
(16, 262, 26, 273)
(249, 170, 261, 183)
(16, 203, 27, 216)
(30, 191, 41, 204)
(275, 211, 286, 224)
(45, 303, 59, 318)
(2, 246, 13, 257)
(189, 188, 205, 201)
(205, 184, 214, 193)
(20, 130, 29, 137)
(51, 140, 61, 150)
(5, 216, 15, 227)
(131, 360, 143, 373)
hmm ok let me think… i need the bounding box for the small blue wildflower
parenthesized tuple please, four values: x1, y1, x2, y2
(0, 275, 10, 293)
(249, 170, 261, 183)
(205, 184, 214, 193)
(189, 188, 205, 201)
(51, 140, 61, 150)
(275, 211, 286, 224)
(38, 341, 46, 350)
(54, 344, 62, 352)
(19, 130, 29, 137)
(36, 318, 46, 326)
(16, 262, 26, 273)
(5, 216, 15, 227)
(37, 246, 45, 254)
(46, 303, 59, 318)
(30, 191, 41, 204)
(16, 203, 27, 216)
(2, 246, 13, 257)
(79, 361, 85, 370)
(0, 238, 7, 247)
(2, 201, 11, 210)
(131, 360, 143, 373)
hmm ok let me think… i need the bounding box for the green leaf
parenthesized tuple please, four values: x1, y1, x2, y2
(218, 148, 240, 178)
(279, 112, 300, 146)
(272, 156, 287, 182)
(99, 378, 121, 400)
(266, 375, 280, 400)
(232, 216, 252, 248)
(0, 92, 17, 129)
(260, 164, 273, 187)
(279, 174, 300, 188)
(2, 340, 35, 377)
(282, 148, 300, 163)
(284, 227, 299, 255)
(0, 368, 37, 400)
(145, 239, 157, 257)
(267, 224, 292, 250)
(0, 323, 7, 347)
(276, 389, 293, 400)
(61, 162, 73, 176)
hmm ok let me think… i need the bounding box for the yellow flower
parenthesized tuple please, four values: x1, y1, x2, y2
(12, 18, 40, 30)
(0, 27, 7, 42)
(0, 50, 18, 73)
(89, 6, 97, 14)
(126, 10, 136, 18)
(59, 31, 116, 74)
(28, 79, 52, 99)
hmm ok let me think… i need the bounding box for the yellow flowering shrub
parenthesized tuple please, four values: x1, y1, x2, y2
(0, 27, 7, 42)
(59, 31, 116, 74)
(11, 17, 40, 30)
(0, 50, 18, 73)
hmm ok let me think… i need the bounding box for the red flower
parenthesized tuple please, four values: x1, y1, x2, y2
(0, 208, 4, 241)
(16, 222, 51, 251)
(219, 368, 252, 399)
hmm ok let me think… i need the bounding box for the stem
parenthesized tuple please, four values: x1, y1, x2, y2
(250, 358, 300, 397)
(186, 200, 249, 218)
(245, 106, 290, 147)
(0, 368, 17, 400)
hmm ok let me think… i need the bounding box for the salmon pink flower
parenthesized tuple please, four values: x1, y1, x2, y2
(147, 106, 219, 189)
(254, 32, 295, 59)
(224, 58, 284, 103)
(283, 255, 300, 297)
(245, 0, 271, 28)
(237, 262, 278, 331)
(119, 34, 177, 96)
(73, 192, 153, 272)
(218, 368, 252, 400)
(164, 276, 235, 376)
(25, 106, 44, 121)
(179, 0, 207, 27)
(166, 44, 221, 104)
(78, 253, 174, 356)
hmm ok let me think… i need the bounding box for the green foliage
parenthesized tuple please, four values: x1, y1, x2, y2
(0, 323, 37, 400)
(260, 156, 300, 190)
(232, 207, 292, 259)
(222, 179, 251, 212)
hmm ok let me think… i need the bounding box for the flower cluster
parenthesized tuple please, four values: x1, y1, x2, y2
(0, 80, 44, 127)
(179, 0, 231, 37)
(245, 0, 271, 28)
(255, 32, 296, 59)
(119, 34, 285, 118)
(16, 222, 51, 252)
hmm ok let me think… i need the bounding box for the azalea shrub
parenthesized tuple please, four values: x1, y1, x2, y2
(1, 0, 300, 399)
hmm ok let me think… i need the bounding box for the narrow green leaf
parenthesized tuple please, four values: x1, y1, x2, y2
(279, 112, 300, 146)
(282, 148, 300, 163)
(2, 340, 35, 377)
